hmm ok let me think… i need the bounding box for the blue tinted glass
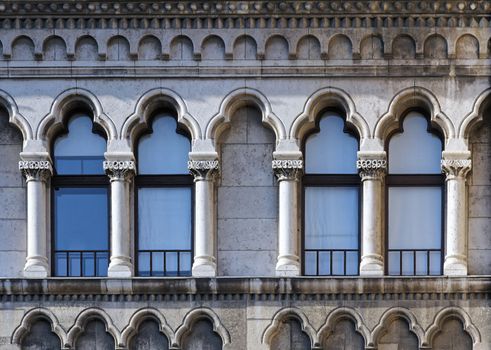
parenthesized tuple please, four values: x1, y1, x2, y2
(138, 187, 192, 250)
(305, 113, 358, 174)
(305, 186, 359, 249)
(388, 112, 442, 174)
(53, 115, 106, 175)
(54, 187, 108, 250)
(138, 114, 190, 174)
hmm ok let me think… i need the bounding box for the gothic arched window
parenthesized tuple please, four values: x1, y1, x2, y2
(303, 111, 360, 276)
(136, 112, 193, 276)
(387, 111, 443, 275)
(52, 113, 109, 277)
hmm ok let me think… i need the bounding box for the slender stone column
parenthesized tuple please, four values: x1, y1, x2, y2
(273, 159, 303, 276)
(441, 158, 472, 276)
(19, 160, 52, 278)
(189, 159, 219, 277)
(357, 156, 386, 276)
(104, 160, 135, 278)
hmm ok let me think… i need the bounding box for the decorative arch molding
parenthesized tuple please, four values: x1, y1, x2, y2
(36, 87, 117, 143)
(370, 307, 425, 349)
(205, 87, 286, 145)
(261, 307, 318, 348)
(425, 307, 481, 347)
(66, 307, 121, 348)
(317, 307, 370, 348)
(458, 88, 491, 142)
(120, 307, 174, 348)
(289, 86, 369, 141)
(173, 307, 231, 348)
(121, 87, 201, 147)
(0, 88, 33, 141)
(11, 307, 67, 346)
(374, 86, 455, 142)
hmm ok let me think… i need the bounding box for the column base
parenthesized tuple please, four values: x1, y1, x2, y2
(276, 255, 300, 277)
(359, 254, 384, 276)
(108, 256, 133, 278)
(24, 256, 49, 278)
(444, 255, 467, 276)
(192, 256, 217, 277)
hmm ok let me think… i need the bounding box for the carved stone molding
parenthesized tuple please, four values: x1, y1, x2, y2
(441, 159, 472, 179)
(103, 160, 136, 181)
(272, 159, 303, 181)
(188, 160, 220, 181)
(19, 160, 53, 182)
(357, 159, 387, 179)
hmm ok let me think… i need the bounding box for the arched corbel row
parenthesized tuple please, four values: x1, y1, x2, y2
(0, 88, 33, 142)
(66, 307, 121, 348)
(317, 307, 371, 348)
(458, 88, 491, 143)
(370, 307, 425, 349)
(121, 87, 201, 148)
(261, 307, 318, 348)
(11, 307, 67, 346)
(205, 87, 286, 146)
(425, 306, 481, 346)
(120, 307, 175, 348)
(289, 86, 370, 142)
(36, 87, 117, 143)
(172, 307, 231, 348)
(373, 86, 455, 144)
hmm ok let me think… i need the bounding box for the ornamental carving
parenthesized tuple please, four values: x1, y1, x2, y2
(103, 160, 136, 181)
(188, 160, 220, 180)
(19, 160, 53, 182)
(272, 159, 303, 181)
(357, 159, 387, 179)
(441, 159, 472, 179)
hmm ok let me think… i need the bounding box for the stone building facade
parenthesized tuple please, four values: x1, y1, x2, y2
(0, 0, 490, 349)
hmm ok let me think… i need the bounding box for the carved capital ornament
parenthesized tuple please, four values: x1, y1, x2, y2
(441, 159, 472, 180)
(103, 160, 136, 181)
(272, 159, 303, 181)
(188, 160, 220, 181)
(19, 160, 53, 182)
(357, 159, 387, 179)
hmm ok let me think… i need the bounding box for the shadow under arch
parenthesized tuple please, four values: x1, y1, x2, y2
(205, 87, 286, 147)
(458, 87, 491, 143)
(0, 88, 33, 141)
(317, 307, 370, 348)
(11, 307, 67, 346)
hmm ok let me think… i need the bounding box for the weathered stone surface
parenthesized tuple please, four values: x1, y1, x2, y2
(218, 219, 277, 251)
(218, 250, 276, 276)
(432, 317, 473, 350)
(0, 188, 26, 220)
(75, 320, 115, 350)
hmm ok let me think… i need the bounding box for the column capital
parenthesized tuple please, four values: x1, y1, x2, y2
(272, 159, 303, 181)
(104, 160, 136, 181)
(19, 160, 53, 182)
(441, 159, 472, 180)
(188, 159, 220, 181)
(357, 158, 387, 180)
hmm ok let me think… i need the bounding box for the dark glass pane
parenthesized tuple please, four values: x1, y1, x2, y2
(54, 253, 67, 276)
(388, 112, 442, 174)
(151, 252, 164, 277)
(346, 251, 359, 275)
(138, 187, 192, 250)
(96, 252, 109, 277)
(53, 115, 106, 175)
(179, 252, 192, 275)
(138, 252, 150, 277)
(401, 251, 414, 275)
(181, 319, 222, 350)
(388, 251, 401, 275)
(305, 187, 359, 250)
(82, 252, 95, 277)
(129, 320, 169, 350)
(165, 252, 178, 276)
(430, 251, 442, 275)
(415, 251, 428, 275)
(75, 320, 115, 350)
(69, 252, 81, 277)
(318, 251, 331, 275)
(21, 319, 62, 350)
(138, 114, 190, 174)
(304, 252, 316, 275)
(54, 187, 109, 250)
(305, 113, 358, 174)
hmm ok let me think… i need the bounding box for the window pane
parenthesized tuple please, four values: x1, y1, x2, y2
(304, 251, 317, 275)
(305, 187, 359, 249)
(388, 112, 442, 174)
(388, 187, 442, 250)
(305, 113, 358, 174)
(54, 187, 109, 250)
(53, 115, 106, 175)
(138, 187, 192, 250)
(138, 114, 190, 174)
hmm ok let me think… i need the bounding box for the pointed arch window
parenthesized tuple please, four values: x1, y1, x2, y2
(303, 111, 360, 276)
(52, 113, 109, 277)
(136, 112, 193, 277)
(387, 111, 444, 275)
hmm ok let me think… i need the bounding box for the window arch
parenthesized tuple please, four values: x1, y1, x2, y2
(303, 111, 360, 276)
(135, 112, 193, 276)
(387, 111, 444, 276)
(20, 317, 62, 350)
(52, 113, 109, 277)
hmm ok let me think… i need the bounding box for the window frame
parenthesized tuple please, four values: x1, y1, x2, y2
(385, 109, 446, 276)
(50, 110, 110, 277)
(134, 111, 195, 277)
(301, 109, 361, 276)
